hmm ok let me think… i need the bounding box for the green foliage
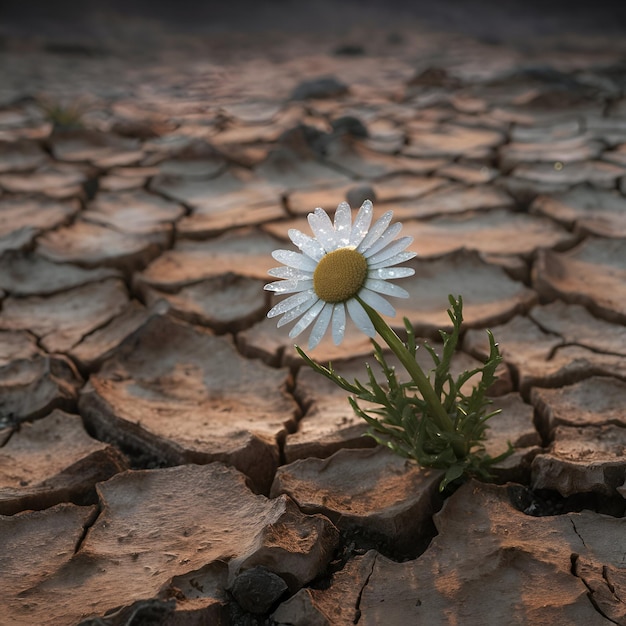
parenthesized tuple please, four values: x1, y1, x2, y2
(297, 295, 513, 491)
(38, 96, 86, 130)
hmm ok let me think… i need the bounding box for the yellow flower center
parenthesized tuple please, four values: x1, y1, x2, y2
(313, 247, 368, 303)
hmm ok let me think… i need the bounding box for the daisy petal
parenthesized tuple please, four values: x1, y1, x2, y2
(331, 302, 346, 345)
(272, 249, 318, 272)
(264, 278, 314, 294)
(362, 222, 402, 258)
(369, 267, 415, 280)
(288, 228, 325, 262)
(366, 236, 414, 266)
(333, 201, 352, 247)
(369, 251, 416, 269)
(346, 298, 376, 337)
(289, 299, 326, 339)
(349, 200, 373, 247)
(364, 278, 410, 298)
(359, 288, 396, 317)
(277, 294, 319, 327)
(267, 289, 316, 318)
(267, 200, 416, 343)
(357, 211, 393, 254)
(308, 208, 336, 252)
(308, 302, 333, 349)
(267, 266, 313, 280)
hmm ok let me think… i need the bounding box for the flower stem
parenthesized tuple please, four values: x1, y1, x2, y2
(357, 297, 455, 435)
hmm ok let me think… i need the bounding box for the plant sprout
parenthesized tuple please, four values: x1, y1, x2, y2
(265, 201, 513, 490)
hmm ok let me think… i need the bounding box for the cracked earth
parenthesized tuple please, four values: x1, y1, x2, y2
(1, 14, 626, 626)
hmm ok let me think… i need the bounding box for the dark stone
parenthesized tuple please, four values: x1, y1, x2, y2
(407, 67, 461, 88)
(333, 43, 365, 56)
(278, 124, 329, 157)
(231, 566, 288, 614)
(291, 76, 349, 100)
(82, 176, 99, 200)
(331, 115, 368, 138)
(346, 184, 376, 208)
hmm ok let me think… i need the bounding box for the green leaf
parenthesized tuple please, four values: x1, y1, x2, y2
(439, 463, 465, 491)
(295, 346, 362, 394)
(403, 317, 417, 357)
(295, 294, 512, 494)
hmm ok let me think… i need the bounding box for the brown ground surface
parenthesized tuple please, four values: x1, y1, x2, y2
(1, 7, 626, 625)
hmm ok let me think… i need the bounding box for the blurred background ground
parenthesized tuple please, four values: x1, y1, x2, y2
(2, 0, 626, 55)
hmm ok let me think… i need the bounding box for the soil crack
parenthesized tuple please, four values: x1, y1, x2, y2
(74, 504, 101, 554)
(570, 518, 588, 548)
(353, 552, 377, 624)
(571, 553, 622, 625)
(0, 426, 15, 447)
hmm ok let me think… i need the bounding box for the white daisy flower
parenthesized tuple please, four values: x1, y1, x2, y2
(264, 200, 416, 349)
